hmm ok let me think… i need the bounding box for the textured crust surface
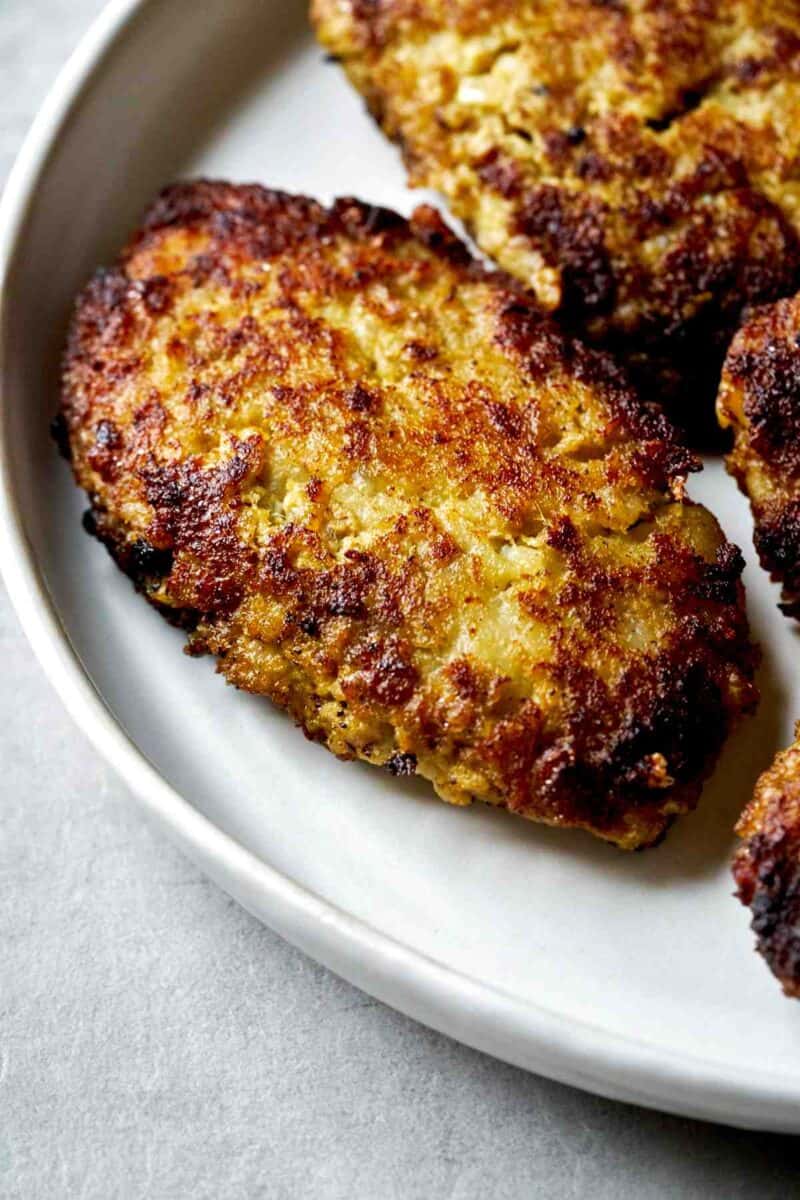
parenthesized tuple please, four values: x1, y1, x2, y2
(312, 0, 800, 437)
(59, 181, 757, 848)
(734, 727, 800, 997)
(718, 293, 800, 617)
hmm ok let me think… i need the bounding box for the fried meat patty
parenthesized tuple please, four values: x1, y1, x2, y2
(734, 728, 800, 997)
(312, 0, 800, 438)
(59, 182, 758, 848)
(718, 293, 800, 617)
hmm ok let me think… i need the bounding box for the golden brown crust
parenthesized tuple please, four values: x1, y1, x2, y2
(59, 181, 757, 848)
(718, 293, 800, 617)
(312, 0, 800, 439)
(734, 726, 800, 998)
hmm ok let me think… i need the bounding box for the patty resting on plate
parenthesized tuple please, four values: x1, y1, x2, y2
(57, 181, 758, 848)
(312, 0, 800, 441)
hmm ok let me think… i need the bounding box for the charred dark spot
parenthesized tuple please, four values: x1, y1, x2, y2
(772, 25, 800, 63)
(576, 152, 613, 183)
(515, 185, 615, 318)
(495, 649, 745, 837)
(483, 700, 544, 811)
(734, 57, 764, 84)
(731, 340, 800, 471)
(344, 639, 419, 708)
(283, 550, 381, 634)
(223, 317, 260, 355)
(546, 515, 580, 555)
(495, 297, 548, 346)
(326, 579, 368, 619)
(262, 543, 297, 595)
(127, 538, 175, 586)
(430, 530, 460, 564)
(336, 198, 403, 238)
(346, 383, 378, 412)
(187, 381, 209, 407)
(485, 399, 523, 439)
(82, 505, 175, 595)
(81, 508, 98, 538)
(689, 542, 746, 606)
(188, 253, 222, 286)
(732, 27, 800, 85)
(87, 418, 122, 482)
(142, 437, 262, 540)
(140, 435, 263, 616)
(447, 657, 484, 702)
(477, 148, 524, 199)
(753, 500, 800, 611)
(405, 205, 473, 267)
(735, 833, 800, 998)
(645, 88, 704, 133)
(83, 268, 130, 313)
(385, 751, 417, 776)
(608, 658, 727, 789)
(50, 412, 72, 461)
(67, 268, 135, 354)
(134, 275, 174, 315)
(404, 340, 438, 362)
(542, 129, 574, 163)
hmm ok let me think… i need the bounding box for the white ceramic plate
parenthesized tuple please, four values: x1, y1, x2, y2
(3, 0, 800, 1132)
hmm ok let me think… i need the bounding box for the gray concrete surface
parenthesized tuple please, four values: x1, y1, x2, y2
(3, 4, 800, 1197)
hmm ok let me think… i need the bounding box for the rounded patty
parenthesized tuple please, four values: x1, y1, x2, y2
(312, 0, 800, 439)
(59, 182, 757, 848)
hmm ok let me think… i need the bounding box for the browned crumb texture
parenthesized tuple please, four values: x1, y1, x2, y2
(718, 293, 800, 618)
(59, 181, 758, 849)
(312, 0, 800, 439)
(734, 727, 800, 998)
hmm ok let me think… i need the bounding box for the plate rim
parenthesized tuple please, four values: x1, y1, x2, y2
(0, 0, 796, 1132)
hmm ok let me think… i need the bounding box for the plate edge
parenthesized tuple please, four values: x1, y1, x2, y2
(0, 0, 796, 1133)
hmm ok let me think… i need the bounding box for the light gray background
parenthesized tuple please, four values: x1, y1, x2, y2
(3, 4, 800, 1197)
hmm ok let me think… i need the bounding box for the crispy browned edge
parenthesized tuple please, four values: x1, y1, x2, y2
(56, 181, 759, 848)
(719, 295, 800, 618)
(734, 728, 800, 998)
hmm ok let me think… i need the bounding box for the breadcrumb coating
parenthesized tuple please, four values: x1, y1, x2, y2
(312, 0, 800, 438)
(59, 182, 757, 848)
